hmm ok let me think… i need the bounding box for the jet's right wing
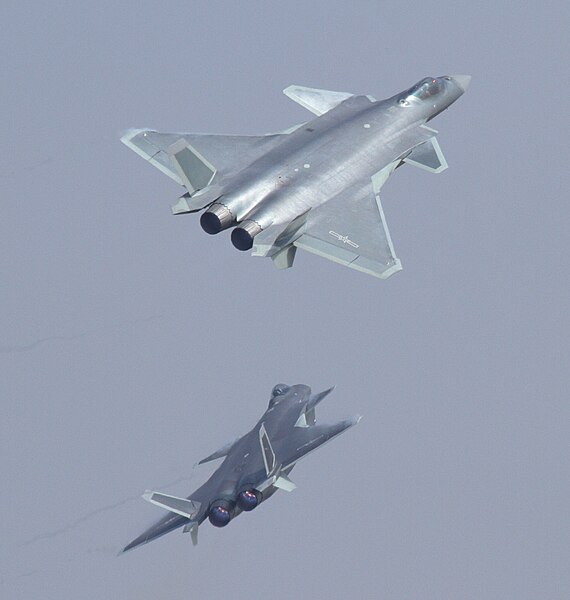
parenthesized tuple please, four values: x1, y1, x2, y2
(293, 176, 403, 280)
(121, 129, 284, 187)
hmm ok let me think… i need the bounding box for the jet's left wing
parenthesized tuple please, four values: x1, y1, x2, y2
(293, 177, 402, 280)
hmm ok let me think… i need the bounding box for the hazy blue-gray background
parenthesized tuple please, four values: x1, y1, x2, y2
(2, 2, 568, 598)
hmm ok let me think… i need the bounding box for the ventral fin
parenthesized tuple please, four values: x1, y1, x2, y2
(183, 521, 199, 546)
(274, 474, 297, 492)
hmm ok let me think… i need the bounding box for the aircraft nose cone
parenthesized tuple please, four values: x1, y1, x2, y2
(450, 74, 471, 92)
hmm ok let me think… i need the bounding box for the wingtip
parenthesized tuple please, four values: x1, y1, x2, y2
(317, 384, 336, 397)
(282, 84, 297, 96)
(119, 128, 155, 145)
(120, 128, 143, 144)
(119, 543, 134, 556)
(378, 259, 403, 280)
(344, 414, 362, 428)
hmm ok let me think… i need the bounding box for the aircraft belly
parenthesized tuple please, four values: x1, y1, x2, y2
(221, 108, 422, 228)
(244, 148, 392, 228)
(243, 116, 429, 227)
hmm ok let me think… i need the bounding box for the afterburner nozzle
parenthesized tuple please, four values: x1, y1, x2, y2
(236, 489, 261, 511)
(200, 203, 235, 235)
(231, 220, 263, 251)
(208, 499, 234, 527)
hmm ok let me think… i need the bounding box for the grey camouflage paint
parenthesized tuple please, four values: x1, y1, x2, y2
(122, 384, 359, 552)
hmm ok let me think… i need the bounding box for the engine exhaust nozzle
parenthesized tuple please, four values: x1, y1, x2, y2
(236, 489, 262, 511)
(208, 499, 234, 527)
(200, 203, 235, 235)
(231, 220, 263, 251)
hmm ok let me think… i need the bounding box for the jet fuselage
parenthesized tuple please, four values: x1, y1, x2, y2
(122, 384, 358, 552)
(199, 75, 469, 251)
(121, 74, 470, 279)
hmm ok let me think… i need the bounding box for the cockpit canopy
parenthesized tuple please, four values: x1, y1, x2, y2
(400, 77, 444, 104)
(268, 383, 290, 408)
(272, 383, 290, 397)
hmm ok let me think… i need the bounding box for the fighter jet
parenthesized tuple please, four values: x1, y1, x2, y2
(122, 384, 360, 552)
(122, 75, 470, 279)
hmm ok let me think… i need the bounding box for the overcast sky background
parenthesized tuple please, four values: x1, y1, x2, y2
(1, 2, 568, 599)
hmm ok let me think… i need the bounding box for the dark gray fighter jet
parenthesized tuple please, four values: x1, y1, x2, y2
(122, 384, 360, 552)
(122, 75, 470, 279)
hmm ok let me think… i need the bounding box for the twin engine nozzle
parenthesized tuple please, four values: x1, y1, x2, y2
(199, 203, 262, 252)
(237, 489, 261, 511)
(200, 203, 235, 235)
(208, 489, 262, 527)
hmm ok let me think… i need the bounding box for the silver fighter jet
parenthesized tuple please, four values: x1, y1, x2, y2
(122, 75, 470, 279)
(122, 384, 359, 552)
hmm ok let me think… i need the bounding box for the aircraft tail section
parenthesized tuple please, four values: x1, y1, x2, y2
(120, 492, 202, 553)
(167, 139, 217, 194)
(142, 491, 201, 519)
(182, 520, 200, 546)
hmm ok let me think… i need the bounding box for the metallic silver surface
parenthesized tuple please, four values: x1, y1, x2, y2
(200, 202, 235, 234)
(122, 75, 470, 279)
(231, 220, 263, 251)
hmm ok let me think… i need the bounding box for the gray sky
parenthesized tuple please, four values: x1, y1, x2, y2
(1, 1, 568, 598)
